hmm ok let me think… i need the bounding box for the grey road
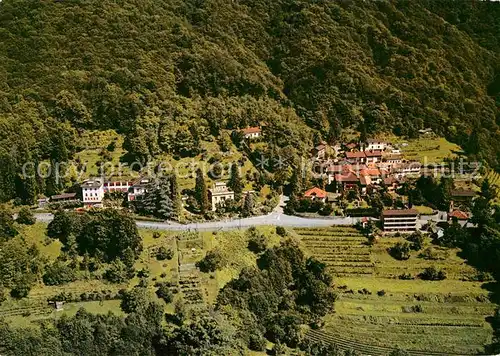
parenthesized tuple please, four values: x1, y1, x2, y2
(34, 212, 360, 231)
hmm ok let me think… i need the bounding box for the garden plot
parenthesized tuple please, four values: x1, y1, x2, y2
(297, 226, 495, 355)
(294, 227, 374, 276)
(176, 233, 206, 305)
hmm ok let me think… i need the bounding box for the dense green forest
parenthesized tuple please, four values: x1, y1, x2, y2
(0, 0, 499, 202)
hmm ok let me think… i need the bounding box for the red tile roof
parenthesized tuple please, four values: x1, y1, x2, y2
(346, 151, 366, 159)
(304, 187, 327, 199)
(335, 172, 359, 183)
(449, 210, 469, 220)
(241, 127, 261, 134)
(382, 209, 419, 217)
(365, 150, 383, 157)
(360, 168, 381, 176)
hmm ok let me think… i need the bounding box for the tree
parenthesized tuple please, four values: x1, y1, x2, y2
(242, 193, 255, 217)
(389, 242, 411, 260)
(43, 261, 76, 286)
(228, 163, 244, 201)
(481, 178, 497, 203)
(165, 312, 243, 355)
(47, 210, 75, 242)
(0, 208, 17, 241)
(195, 168, 209, 214)
(120, 287, 148, 313)
(196, 248, 225, 273)
(419, 266, 447, 281)
(105, 260, 133, 283)
(16, 207, 36, 225)
(76, 210, 142, 263)
(156, 283, 173, 304)
(406, 231, 424, 251)
(247, 227, 268, 253)
(10, 278, 32, 299)
(156, 246, 174, 261)
(276, 226, 287, 237)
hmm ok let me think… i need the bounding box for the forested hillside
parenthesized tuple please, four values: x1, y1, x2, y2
(0, 0, 499, 201)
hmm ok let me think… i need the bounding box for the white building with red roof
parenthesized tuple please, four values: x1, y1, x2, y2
(241, 126, 261, 139)
(303, 187, 328, 202)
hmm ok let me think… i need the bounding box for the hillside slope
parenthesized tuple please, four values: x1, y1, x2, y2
(0, 0, 499, 201)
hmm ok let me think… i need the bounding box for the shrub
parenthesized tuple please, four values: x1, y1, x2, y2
(156, 283, 174, 304)
(389, 241, 411, 260)
(105, 260, 133, 283)
(196, 248, 225, 272)
(402, 304, 424, 313)
(120, 287, 147, 313)
(10, 280, 31, 299)
(406, 231, 424, 251)
(16, 207, 36, 225)
(398, 273, 414, 280)
(137, 268, 149, 278)
(377, 290, 386, 297)
(156, 246, 174, 261)
(43, 261, 77, 286)
(275, 226, 287, 237)
(153, 232, 161, 239)
(248, 331, 266, 351)
(0, 287, 6, 305)
(419, 266, 447, 281)
(248, 235, 267, 253)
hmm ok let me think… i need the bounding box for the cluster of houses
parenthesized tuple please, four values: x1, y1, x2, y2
(40, 131, 477, 235)
(305, 139, 477, 233)
(43, 176, 236, 213)
(312, 139, 423, 195)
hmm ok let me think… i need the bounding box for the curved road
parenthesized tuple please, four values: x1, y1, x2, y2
(35, 212, 360, 231)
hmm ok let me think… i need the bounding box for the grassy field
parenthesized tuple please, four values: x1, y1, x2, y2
(2, 223, 285, 328)
(295, 227, 494, 355)
(378, 134, 463, 164)
(72, 129, 258, 192)
(1, 223, 181, 326)
(6, 222, 495, 354)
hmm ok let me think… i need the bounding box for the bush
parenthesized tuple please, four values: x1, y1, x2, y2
(406, 231, 424, 251)
(120, 287, 147, 313)
(196, 248, 225, 273)
(156, 283, 173, 304)
(248, 331, 266, 351)
(156, 246, 174, 261)
(105, 260, 133, 283)
(377, 290, 386, 297)
(389, 241, 411, 260)
(43, 261, 77, 286)
(10, 280, 31, 299)
(419, 266, 447, 281)
(153, 232, 161, 239)
(247, 232, 268, 253)
(0, 287, 6, 305)
(398, 273, 414, 280)
(16, 207, 36, 225)
(275, 226, 287, 237)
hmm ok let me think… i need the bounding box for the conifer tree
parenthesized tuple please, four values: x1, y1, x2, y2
(228, 162, 243, 200)
(157, 178, 174, 219)
(195, 168, 209, 214)
(242, 193, 254, 217)
(170, 172, 182, 218)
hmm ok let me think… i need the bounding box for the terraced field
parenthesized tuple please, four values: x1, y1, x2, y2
(295, 227, 495, 355)
(295, 227, 374, 277)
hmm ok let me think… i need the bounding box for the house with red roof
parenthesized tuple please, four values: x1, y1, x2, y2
(241, 126, 262, 139)
(364, 150, 383, 164)
(335, 172, 360, 192)
(304, 187, 328, 202)
(345, 151, 366, 164)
